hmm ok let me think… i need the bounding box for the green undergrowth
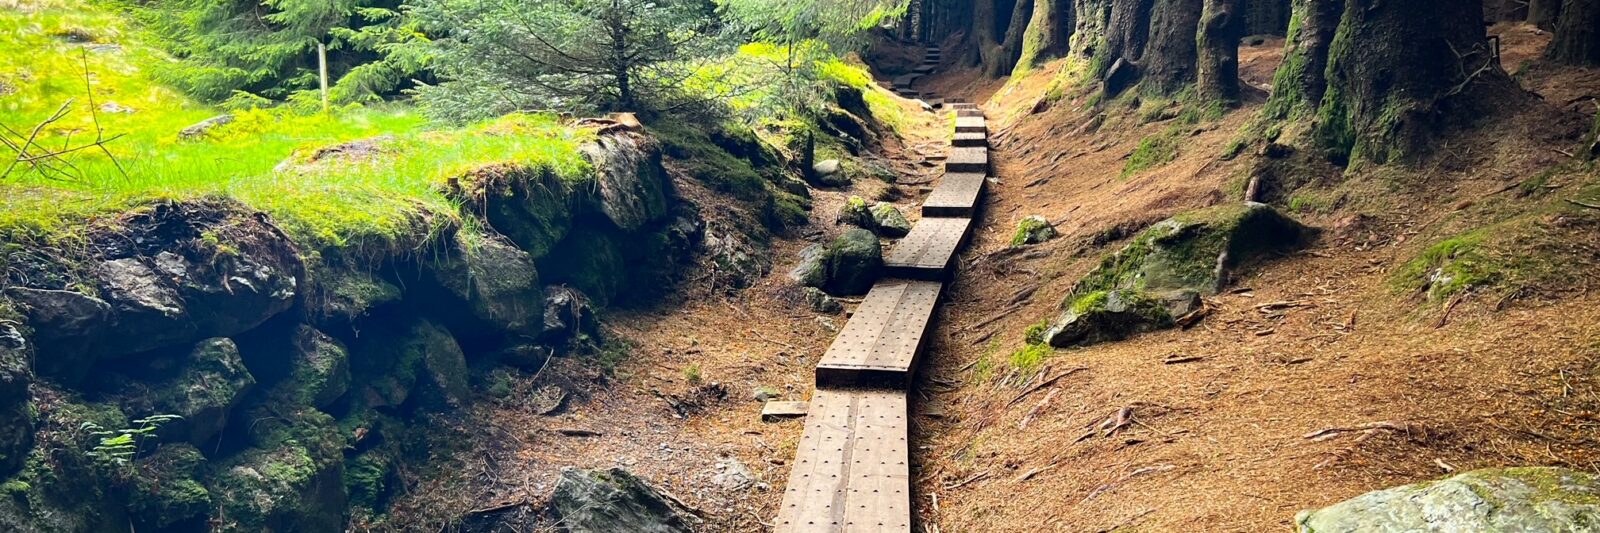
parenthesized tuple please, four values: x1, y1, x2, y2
(1122, 133, 1179, 178)
(0, 1, 590, 256)
(1392, 189, 1600, 303)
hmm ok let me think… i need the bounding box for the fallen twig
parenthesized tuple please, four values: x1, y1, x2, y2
(1006, 367, 1086, 408)
(1566, 199, 1600, 210)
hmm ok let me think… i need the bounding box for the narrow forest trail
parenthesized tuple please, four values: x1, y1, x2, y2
(770, 47, 991, 532)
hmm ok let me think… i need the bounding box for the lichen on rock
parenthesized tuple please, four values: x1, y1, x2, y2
(1295, 467, 1600, 532)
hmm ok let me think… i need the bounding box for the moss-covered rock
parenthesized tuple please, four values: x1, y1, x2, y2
(309, 268, 402, 327)
(870, 203, 912, 238)
(823, 229, 883, 296)
(836, 196, 876, 229)
(1044, 289, 1175, 347)
(110, 338, 255, 447)
(0, 399, 128, 533)
(538, 230, 627, 308)
(1073, 202, 1311, 297)
(210, 409, 346, 533)
(343, 450, 396, 511)
(127, 443, 210, 531)
(427, 232, 542, 337)
(351, 318, 469, 410)
(1011, 215, 1058, 246)
(1295, 467, 1600, 532)
(276, 326, 350, 410)
(788, 244, 828, 288)
(457, 164, 576, 259)
(811, 159, 851, 188)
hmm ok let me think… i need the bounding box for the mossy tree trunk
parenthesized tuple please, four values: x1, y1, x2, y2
(1097, 0, 1155, 76)
(1197, 0, 1244, 103)
(1309, 0, 1508, 165)
(1068, 0, 1113, 69)
(1263, 0, 1342, 124)
(985, 0, 1038, 77)
(1142, 0, 1204, 93)
(1548, 0, 1600, 65)
(1015, 0, 1076, 75)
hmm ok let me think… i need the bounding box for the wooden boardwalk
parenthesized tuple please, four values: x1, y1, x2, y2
(775, 45, 987, 533)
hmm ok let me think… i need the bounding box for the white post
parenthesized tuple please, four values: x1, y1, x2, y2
(318, 41, 329, 112)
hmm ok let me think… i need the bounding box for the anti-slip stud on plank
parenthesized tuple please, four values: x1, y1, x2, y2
(922, 173, 986, 218)
(954, 116, 986, 134)
(774, 388, 911, 533)
(946, 146, 988, 174)
(883, 218, 974, 280)
(953, 131, 987, 148)
(815, 280, 942, 387)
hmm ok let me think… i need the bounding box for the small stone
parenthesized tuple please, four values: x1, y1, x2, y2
(803, 287, 843, 314)
(1011, 215, 1058, 246)
(810, 159, 851, 187)
(752, 386, 781, 402)
(835, 196, 875, 229)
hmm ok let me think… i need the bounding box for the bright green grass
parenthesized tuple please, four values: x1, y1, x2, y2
(0, 1, 588, 255)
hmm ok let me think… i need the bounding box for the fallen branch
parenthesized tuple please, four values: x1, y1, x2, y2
(943, 470, 991, 490)
(1566, 199, 1600, 210)
(1303, 421, 1415, 442)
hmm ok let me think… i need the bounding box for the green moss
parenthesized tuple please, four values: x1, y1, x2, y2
(1023, 320, 1050, 346)
(1393, 230, 1502, 301)
(344, 452, 395, 510)
(1009, 343, 1053, 372)
(1011, 216, 1053, 246)
(1122, 133, 1180, 178)
(1068, 290, 1112, 315)
(1288, 190, 1339, 214)
(1221, 138, 1248, 161)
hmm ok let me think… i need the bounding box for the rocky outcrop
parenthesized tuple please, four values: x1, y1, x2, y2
(581, 133, 674, 232)
(1296, 467, 1600, 532)
(1044, 203, 1311, 347)
(548, 467, 695, 533)
(6, 200, 300, 384)
(111, 338, 256, 446)
(352, 317, 469, 409)
(128, 444, 211, 531)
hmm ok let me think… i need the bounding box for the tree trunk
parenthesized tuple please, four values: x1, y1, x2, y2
(981, 0, 1036, 77)
(1142, 0, 1204, 93)
(1068, 0, 1113, 68)
(970, 0, 1001, 66)
(1482, 0, 1528, 22)
(1096, 0, 1155, 76)
(1243, 0, 1291, 35)
(1263, 0, 1343, 122)
(1197, 0, 1244, 103)
(1548, 0, 1600, 65)
(1529, 0, 1564, 30)
(1015, 0, 1076, 74)
(1312, 0, 1507, 165)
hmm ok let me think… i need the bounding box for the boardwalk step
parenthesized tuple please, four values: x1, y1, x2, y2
(922, 173, 986, 218)
(953, 131, 987, 148)
(883, 217, 974, 280)
(912, 65, 935, 74)
(954, 116, 986, 134)
(815, 280, 942, 387)
(946, 146, 989, 174)
(774, 388, 910, 533)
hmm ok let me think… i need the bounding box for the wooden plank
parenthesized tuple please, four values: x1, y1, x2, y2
(815, 280, 943, 387)
(953, 131, 987, 148)
(764, 401, 809, 421)
(922, 173, 986, 218)
(774, 389, 911, 533)
(946, 146, 988, 174)
(882, 218, 973, 280)
(954, 116, 986, 134)
(955, 108, 984, 118)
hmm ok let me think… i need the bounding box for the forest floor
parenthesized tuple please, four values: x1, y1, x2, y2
(388, 25, 1600, 533)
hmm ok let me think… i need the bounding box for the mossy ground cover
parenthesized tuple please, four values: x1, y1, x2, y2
(0, 1, 590, 257)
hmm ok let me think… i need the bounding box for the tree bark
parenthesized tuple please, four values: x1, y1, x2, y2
(1142, 0, 1204, 93)
(1312, 0, 1508, 165)
(1068, 0, 1113, 67)
(981, 0, 1036, 77)
(1263, 0, 1343, 122)
(1548, 0, 1600, 65)
(1197, 0, 1244, 103)
(1015, 0, 1076, 74)
(1529, 0, 1564, 30)
(1097, 0, 1155, 75)
(970, 0, 1001, 66)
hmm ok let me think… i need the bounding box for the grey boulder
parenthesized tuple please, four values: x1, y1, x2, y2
(1295, 467, 1600, 533)
(548, 467, 694, 533)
